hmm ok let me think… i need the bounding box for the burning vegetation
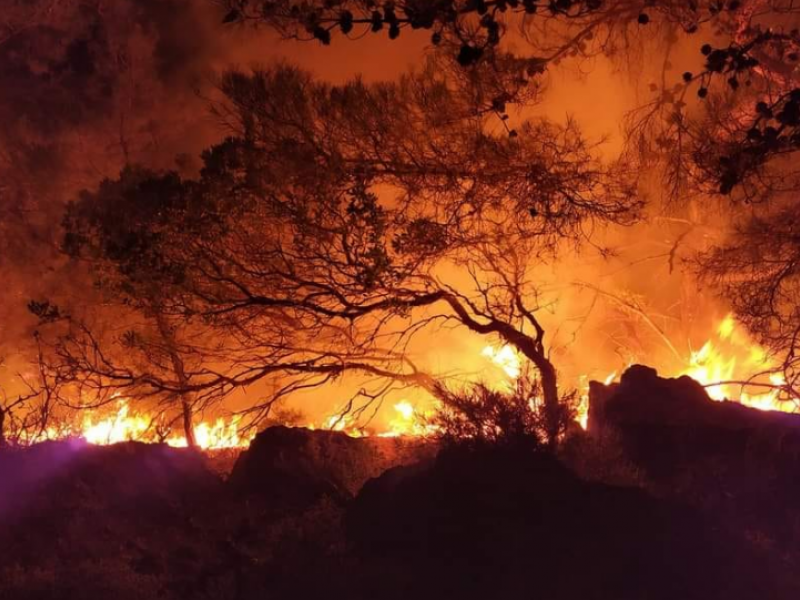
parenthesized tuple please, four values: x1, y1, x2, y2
(8, 311, 793, 449)
(3, 0, 800, 598)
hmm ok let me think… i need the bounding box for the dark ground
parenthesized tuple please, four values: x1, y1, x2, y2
(1, 367, 799, 599)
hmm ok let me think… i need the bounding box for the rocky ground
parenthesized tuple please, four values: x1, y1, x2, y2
(1, 367, 799, 599)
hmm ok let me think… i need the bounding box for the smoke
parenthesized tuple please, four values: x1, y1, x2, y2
(0, 0, 232, 382)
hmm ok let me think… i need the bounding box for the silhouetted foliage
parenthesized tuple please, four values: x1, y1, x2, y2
(430, 373, 578, 448)
(221, 0, 756, 72)
(29, 59, 638, 441)
(48, 167, 223, 447)
(222, 0, 800, 250)
(132, 62, 637, 441)
(699, 207, 800, 400)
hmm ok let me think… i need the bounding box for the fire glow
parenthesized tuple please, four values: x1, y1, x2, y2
(680, 314, 797, 413)
(18, 316, 800, 448)
(24, 402, 255, 450)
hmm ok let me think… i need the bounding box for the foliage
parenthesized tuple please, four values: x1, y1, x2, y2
(62, 167, 194, 302)
(432, 380, 543, 448)
(431, 373, 579, 448)
(24, 54, 640, 440)
(218, 3, 800, 382)
(222, 0, 747, 69)
(47, 167, 237, 446)
(127, 61, 636, 438)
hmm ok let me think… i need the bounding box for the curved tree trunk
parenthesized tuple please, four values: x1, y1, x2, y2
(168, 351, 197, 449)
(437, 292, 563, 447)
(510, 335, 561, 446)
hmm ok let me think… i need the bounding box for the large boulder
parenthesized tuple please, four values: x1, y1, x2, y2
(347, 442, 793, 600)
(228, 426, 434, 510)
(588, 364, 800, 553)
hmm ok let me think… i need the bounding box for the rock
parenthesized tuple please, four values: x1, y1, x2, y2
(588, 364, 800, 554)
(347, 442, 791, 600)
(228, 426, 434, 510)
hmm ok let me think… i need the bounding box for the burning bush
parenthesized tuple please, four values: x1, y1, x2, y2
(431, 374, 581, 449)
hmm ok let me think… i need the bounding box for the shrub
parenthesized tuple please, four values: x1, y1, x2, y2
(431, 374, 579, 449)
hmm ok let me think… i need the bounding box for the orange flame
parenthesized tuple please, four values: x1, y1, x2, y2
(677, 314, 797, 413)
(26, 315, 797, 447)
(25, 400, 255, 450)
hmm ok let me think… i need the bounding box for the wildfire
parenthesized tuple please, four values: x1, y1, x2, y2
(21, 316, 798, 449)
(313, 400, 438, 438)
(677, 314, 797, 413)
(26, 401, 255, 450)
(380, 401, 439, 438)
(476, 313, 800, 435)
(313, 414, 369, 438)
(481, 343, 613, 431)
(482, 344, 522, 379)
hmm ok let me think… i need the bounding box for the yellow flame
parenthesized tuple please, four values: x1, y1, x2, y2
(717, 314, 736, 339)
(677, 314, 797, 414)
(481, 343, 617, 431)
(482, 344, 521, 379)
(24, 401, 255, 450)
(28, 315, 798, 447)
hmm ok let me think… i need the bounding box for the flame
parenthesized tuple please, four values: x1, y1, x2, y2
(25, 315, 798, 448)
(317, 414, 369, 438)
(677, 314, 797, 413)
(312, 400, 438, 438)
(167, 417, 255, 449)
(311, 344, 532, 439)
(80, 402, 150, 445)
(481, 343, 616, 431)
(717, 313, 736, 339)
(317, 316, 800, 442)
(482, 344, 521, 379)
(25, 400, 255, 450)
(380, 401, 439, 437)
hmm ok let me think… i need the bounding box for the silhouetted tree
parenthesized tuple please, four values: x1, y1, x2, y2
(221, 0, 748, 68)
(0, 335, 72, 446)
(0, 0, 227, 405)
(56, 167, 208, 447)
(121, 63, 638, 443)
(222, 1, 800, 202)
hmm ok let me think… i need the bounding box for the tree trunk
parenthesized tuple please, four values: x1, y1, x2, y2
(154, 312, 197, 449)
(431, 292, 564, 446)
(181, 397, 196, 449)
(537, 361, 561, 448)
(501, 329, 561, 447)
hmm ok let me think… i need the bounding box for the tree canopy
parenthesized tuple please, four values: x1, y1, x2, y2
(216, 0, 800, 404)
(43, 60, 638, 441)
(17, 0, 800, 442)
